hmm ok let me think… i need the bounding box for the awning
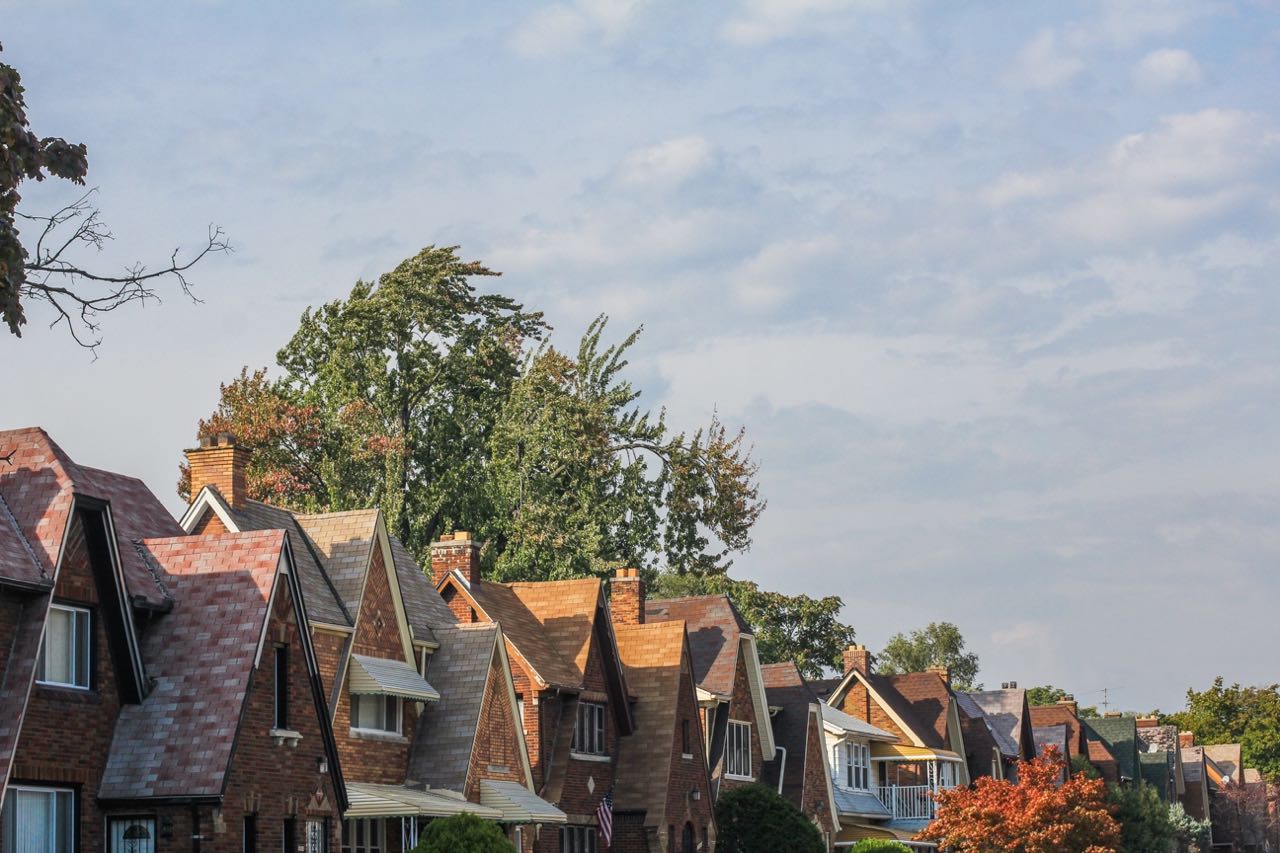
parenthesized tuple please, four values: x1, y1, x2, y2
(479, 780, 567, 824)
(835, 823, 937, 848)
(870, 743, 964, 762)
(349, 654, 440, 702)
(345, 783, 502, 820)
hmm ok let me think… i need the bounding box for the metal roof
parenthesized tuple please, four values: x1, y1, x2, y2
(479, 780, 567, 824)
(349, 654, 440, 702)
(344, 783, 502, 819)
(821, 704, 899, 742)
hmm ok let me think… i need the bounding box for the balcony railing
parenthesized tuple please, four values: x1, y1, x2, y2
(876, 785, 939, 821)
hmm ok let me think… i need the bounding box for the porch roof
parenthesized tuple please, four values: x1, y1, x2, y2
(870, 743, 964, 763)
(479, 780, 567, 824)
(344, 783, 503, 820)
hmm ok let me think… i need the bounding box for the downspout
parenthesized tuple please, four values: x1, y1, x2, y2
(775, 746, 788, 795)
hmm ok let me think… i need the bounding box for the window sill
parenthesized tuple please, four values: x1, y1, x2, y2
(569, 751, 611, 763)
(349, 728, 407, 744)
(33, 683, 98, 702)
(725, 773, 755, 782)
(270, 728, 303, 747)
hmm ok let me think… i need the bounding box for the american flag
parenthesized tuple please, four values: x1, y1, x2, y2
(596, 786, 614, 846)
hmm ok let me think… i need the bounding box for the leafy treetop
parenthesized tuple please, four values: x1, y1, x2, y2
(1162, 677, 1280, 781)
(877, 621, 981, 691)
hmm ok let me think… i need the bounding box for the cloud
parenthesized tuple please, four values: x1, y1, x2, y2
(510, 0, 646, 58)
(614, 136, 715, 188)
(1133, 47, 1205, 88)
(719, 0, 895, 46)
(1008, 29, 1085, 90)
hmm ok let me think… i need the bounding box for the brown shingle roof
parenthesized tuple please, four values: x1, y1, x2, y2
(1028, 705, 1085, 758)
(613, 621, 694, 823)
(867, 672, 952, 749)
(645, 594, 750, 696)
(101, 531, 287, 799)
(465, 579, 591, 690)
(294, 508, 380, 616)
(1203, 744, 1243, 784)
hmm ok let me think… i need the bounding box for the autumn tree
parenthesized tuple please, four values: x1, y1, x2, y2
(919, 748, 1121, 852)
(878, 622, 981, 690)
(485, 316, 764, 580)
(650, 571, 854, 679)
(1162, 677, 1280, 781)
(2, 44, 226, 349)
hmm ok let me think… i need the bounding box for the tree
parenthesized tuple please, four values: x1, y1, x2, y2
(714, 783, 825, 853)
(410, 813, 514, 853)
(877, 622, 981, 690)
(650, 571, 856, 679)
(849, 842, 910, 852)
(1109, 782, 1176, 853)
(2, 44, 226, 349)
(1162, 677, 1280, 780)
(1166, 802, 1212, 853)
(484, 316, 764, 579)
(1026, 685, 1068, 706)
(919, 748, 1122, 852)
(182, 246, 546, 557)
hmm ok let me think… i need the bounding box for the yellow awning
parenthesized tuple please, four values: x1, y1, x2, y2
(870, 743, 964, 762)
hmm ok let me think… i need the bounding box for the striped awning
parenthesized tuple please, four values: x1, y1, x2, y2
(344, 783, 502, 819)
(870, 743, 964, 763)
(479, 780, 567, 824)
(348, 654, 440, 702)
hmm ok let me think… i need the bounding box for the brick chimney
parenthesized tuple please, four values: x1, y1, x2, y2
(842, 644, 872, 676)
(610, 568, 645, 627)
(927, 664, 951, 687)
(1104, 711, 1123, 719)
(185, 433, 250, 509)
(430, 531, 481, 587)
(1179, 731, 1196, 748)
(1058, 695, 1078, 716)
(1136, 715, 1159, 729)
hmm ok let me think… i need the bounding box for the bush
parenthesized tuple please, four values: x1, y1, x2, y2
(410, 813, 514, 853)
(1167, 802, 1212, 852)
(849, 841, 911, 852)
(715, 783, 826, 853)
(1109, 783, 1176, 853)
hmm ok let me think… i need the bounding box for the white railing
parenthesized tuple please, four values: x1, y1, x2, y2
(876, 785, 938, 820)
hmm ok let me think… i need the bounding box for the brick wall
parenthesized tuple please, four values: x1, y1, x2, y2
(839, 680, 911, 745)
(9, 512, 119, 853)
(465, 645, 529, 800)
(191, 509, 229, 535)
(715, 652, 765, 796)
(310, 628, 349, 705)
(800, 710, 835, 847)
(659, 652, 716, 852)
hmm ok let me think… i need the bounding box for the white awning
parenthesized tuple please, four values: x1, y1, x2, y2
(349, 654, 440, 702)
(479, 780, 567, 824)
(344, 783, 502, 819)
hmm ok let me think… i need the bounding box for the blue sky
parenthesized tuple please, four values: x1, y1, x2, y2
(5, 0, 1279, 712)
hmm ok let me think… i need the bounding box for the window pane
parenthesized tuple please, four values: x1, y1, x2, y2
(42, 608, 72, 684)
(73, 609, 90, 687)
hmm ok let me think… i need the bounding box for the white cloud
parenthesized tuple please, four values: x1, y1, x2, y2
(1071, 0, 1208, 49)
(1133, 47, 1205, 89)
(615, 136, 715, 188)
(720, 0, 894, 46)
(510, 0, 646, 58)
(1008, 29, 1085, 90)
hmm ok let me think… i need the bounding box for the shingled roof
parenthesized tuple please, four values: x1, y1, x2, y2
(464, 579, 591, 690)
(645, 594, 751, 697)
(389, 534, 454, 645)
(759, 662, 816, 803)
(1083, 716, 1139, 782)
(100, 531, 288, 799)
(294, 509, 380, 616)
(867, 671, 953, 750)
(1203, 744, 1243, 785)
(1028, 704, 1085, 757)
(963, 688, 1030, 759)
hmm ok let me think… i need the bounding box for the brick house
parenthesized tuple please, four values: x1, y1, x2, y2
(0, 427, 345, 852)
(609, 571, 716, 853)
(434, 539, 634, 853)
(642, 595, 776, 800)
(182, 436, 562, 850)
(819, 644, 969, 842)
(955, 686, 1037, 782)
(1027, 696, 1088, 759)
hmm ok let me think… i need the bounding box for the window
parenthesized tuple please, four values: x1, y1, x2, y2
(681, 823, 695, 853)
(274, 646, 289, 729)
(2, 786, 75, 853)
(516, 693, 525, 736)
(283, 818, 296, 853)
(681, 719, 692, 756)
(305, 819, 328, 853)
(559, 826, 596, 853)
(571, 702, 606, 756)
(244, 815, 257, 853)
(726, 720, 752, 778)
(38, 604, 91, 689)
(843, 742, 870, 790)
(108, 816, 156, 853)
(350, 694, 401, 734)
(341, 819, 384, 853)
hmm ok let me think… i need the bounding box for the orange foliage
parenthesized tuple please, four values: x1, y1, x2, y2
(918, 747, 1121, 852)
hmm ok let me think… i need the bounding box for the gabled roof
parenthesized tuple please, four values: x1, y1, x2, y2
(1082, 716, 1139, 781)
(1028, 704, 1084, 757)
(100, 531, 288, 799)
(962, 689, 1028, 758)
(294, 509, 380, 616)
(1181, 747, 1205, 783)
(955, 692, 1004, 780)
(1140, 752, 1172, 796)
(1203, 744, 1243, 785)
(1087, 738, 1121, 784)
(614, 621, 707, 825)
(389, 534, 454, 645)
(409, 624, 512, 792)
(645, 594, 750, 696)
(460, 579, 593, 690)
(760, 662, 818, 805)
(819, 703, 898, 742)
(1033, 724, 1069, 758)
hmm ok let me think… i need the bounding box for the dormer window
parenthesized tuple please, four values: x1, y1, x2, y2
(351, 694, 402, 734)
(843, 742, 870, 790)
(38, 605, 91, 690)
(572, 702, 606, 756)
(726, 720, 752, 779)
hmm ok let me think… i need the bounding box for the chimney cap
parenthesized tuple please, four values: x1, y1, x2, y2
(613, 567, 640, 579)
(453, 531, 472, 542)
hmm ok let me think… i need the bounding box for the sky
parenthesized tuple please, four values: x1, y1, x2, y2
(4, 0, 1279, 713)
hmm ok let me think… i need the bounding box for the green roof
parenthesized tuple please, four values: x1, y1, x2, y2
(1083, 717, 1139, 781)
(1139, 752, 1172, 800)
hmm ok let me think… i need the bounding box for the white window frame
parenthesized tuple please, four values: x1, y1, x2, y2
(349, 693, 402, 735)
(2, 784, 76, 853)
(571, 702, 607, 757)
(37, 604, 91, 690)
(305, 819, 328, 853)
(726, 720, 753, 779)
(559, 825, 597, 853)
(342, 818, 384, 853)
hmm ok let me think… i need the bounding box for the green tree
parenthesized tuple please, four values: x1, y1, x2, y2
(183, 246, 546, 557)
(1071, 753, 1101, 780)
(485, 316, 764, 579)
(877, 622, 981, 690)
(2, 44, 225, 348)
(714, 783, 825, 853)
(849, 842, 910, 852)
(410, 813, 513, 853)
(650, 571, 856, 680)
(1167, 802, 1212, 853)
(1027, 685, 1068, 706)
(1109, 782, 1176, 853)
(1162, 677, 1280, 781)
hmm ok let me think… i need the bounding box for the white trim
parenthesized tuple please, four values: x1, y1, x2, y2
(811, 704, 841, 828)
(739, 635, 778, 757)
(569, 752, 612, 764)
(179, 486, 239, 534)
(490, 626, 537, 790)
(36, 603, 91, 690)
(252, 547, 289, 669)
(372, 514, 417, 664)
(313, 622, 355, 635)
(826, 670, 927, 749)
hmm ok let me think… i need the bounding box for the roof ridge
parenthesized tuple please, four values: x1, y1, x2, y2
(0, 490, 47, 580)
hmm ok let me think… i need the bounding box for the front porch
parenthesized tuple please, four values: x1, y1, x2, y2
(870, 743, 966, 822)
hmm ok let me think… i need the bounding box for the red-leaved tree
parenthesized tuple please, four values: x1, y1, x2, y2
(918, 747, 1121, 852)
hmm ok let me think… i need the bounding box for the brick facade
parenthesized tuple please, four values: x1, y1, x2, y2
(657, 652, 715, 852)
(609, 570, 644, 627)
(800, 709, 836, 844)
(715, 652, 766, 794)
(465, 648, 529, 800)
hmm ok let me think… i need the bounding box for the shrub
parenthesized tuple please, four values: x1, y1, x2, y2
(714, 783, 826, 852)
(410, 813, 514, 853)
(1109, 782, 1176, 853)
(1167, 802, 1212, 852)
(849, 841, 911, 852)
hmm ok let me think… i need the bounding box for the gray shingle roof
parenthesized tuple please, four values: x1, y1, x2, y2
(408, 624, 502, 791)
(389, 534, 455, 645)
(1033, 724, 1069, 758)
(963, 689, 1026, 758)
(294, 509, 380, 616)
